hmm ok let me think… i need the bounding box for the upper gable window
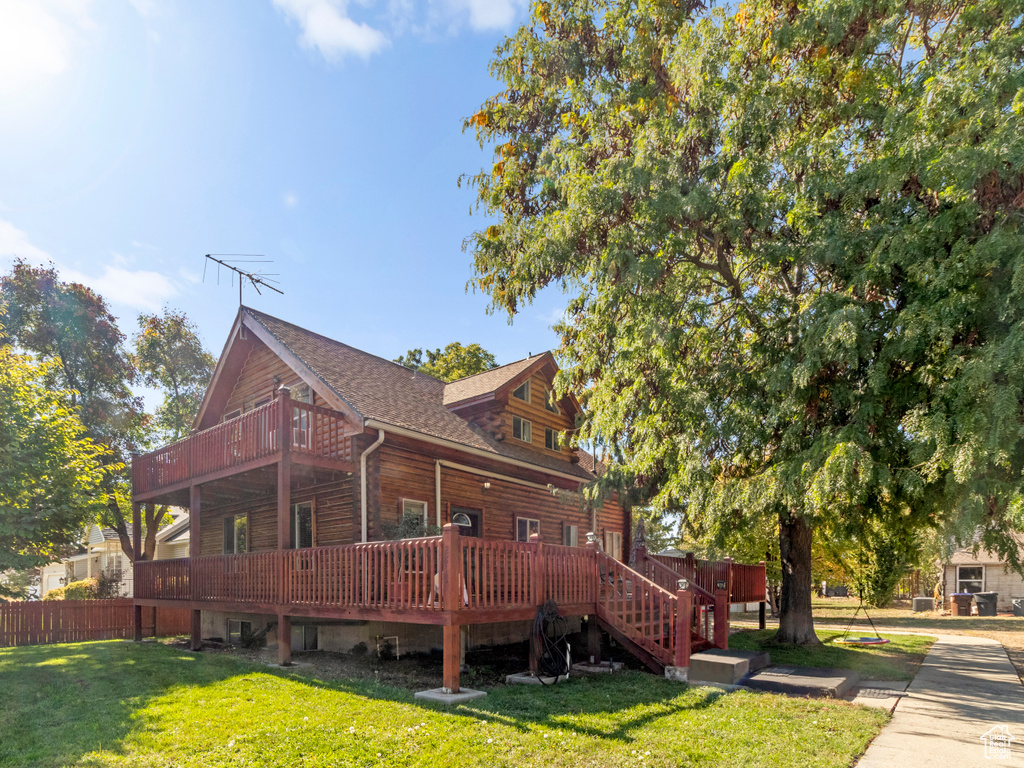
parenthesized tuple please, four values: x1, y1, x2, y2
(544, 389, 560, 414)
(512, 416, 532, 444)
(512, 380, 530, 403)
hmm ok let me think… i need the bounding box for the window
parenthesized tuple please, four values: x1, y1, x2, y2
(401, 499, 429, 525)
(605, 530, 622, 561)
(544, 389, 560, 413)
(228, 619, 252, 645)
(293, 384, 313, 404)
(545, 428, 560, 451)
(223, 514, 247, 554)
(223, 409, 241, 422)
(957, 565, 984, 594)
(516, 517, 540, 542)
(512, 416, 532, 443)
(291, 502, 314, 549)
(512, 380, 530, 402)
(451, 507, 482, 538)
(564, 524, 578, 547)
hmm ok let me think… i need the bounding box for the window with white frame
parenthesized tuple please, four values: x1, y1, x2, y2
(291, 501, 314, 549)
(564, 524, 578, 547)
(516, 517, 540, 542)
(512, 380, 530, 402)
(605, 530, 622, 561)
(544, 388, 560, 413)
(512, 416, 532, 443)
(957, 565, 984, 593)
(545, 428, 560, 451)
(223, 514, 248, 554)
(402, 499, 429, 526)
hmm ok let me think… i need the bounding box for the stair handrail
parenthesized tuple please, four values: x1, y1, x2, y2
(640, 553, 716, 602)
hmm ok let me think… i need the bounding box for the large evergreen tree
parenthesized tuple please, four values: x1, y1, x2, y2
(466, 0, 1024, 642)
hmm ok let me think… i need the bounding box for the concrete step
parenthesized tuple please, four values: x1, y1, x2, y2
(689, 649, 771, 685)
(742, 666, 860, 698)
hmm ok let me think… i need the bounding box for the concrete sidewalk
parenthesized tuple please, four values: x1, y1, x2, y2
(857, 635, 1024, 766)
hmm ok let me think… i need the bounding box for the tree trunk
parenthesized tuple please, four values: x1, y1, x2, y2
(110, 495, 135, 561)
(775, 511, 819, 645)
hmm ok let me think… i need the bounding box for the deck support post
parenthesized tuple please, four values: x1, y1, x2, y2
(759, 601, 767, 630)
(758, 560, 767, 629)
(190, 610, 202, 651)
(278, 615, 292, 666)
(713, 589, 729, 649)
(132, 502, 143, 642)
(674, 589, 692, 668)
(277, 387, 292, 556)
(586, 615, 602, 664)
(189, 486, 201, 558)
(441, 524, 461, 693)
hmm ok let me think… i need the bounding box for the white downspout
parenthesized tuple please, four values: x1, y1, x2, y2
(360, 428, 386, 543)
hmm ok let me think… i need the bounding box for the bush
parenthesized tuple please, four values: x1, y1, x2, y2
(43, 578, 99, 601)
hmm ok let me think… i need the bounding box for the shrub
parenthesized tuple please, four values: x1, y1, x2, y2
(44, 578, 99, 601)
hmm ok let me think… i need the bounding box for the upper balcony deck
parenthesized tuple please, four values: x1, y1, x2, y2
(132, 393, 358, 502)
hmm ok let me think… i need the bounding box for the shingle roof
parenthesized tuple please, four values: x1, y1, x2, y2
(443, 356, 543, 406)
(242, 308, 595, 482)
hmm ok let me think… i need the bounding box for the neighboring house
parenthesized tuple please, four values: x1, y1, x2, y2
(131, 307, 764, 691)
(40, 515, 190, 598)
(943, 536, 1024, 612)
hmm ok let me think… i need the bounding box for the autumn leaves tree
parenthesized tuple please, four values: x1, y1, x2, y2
(466, 0, 1024, 642)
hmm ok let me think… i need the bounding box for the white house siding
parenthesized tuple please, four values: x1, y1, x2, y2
(943, 544, 1024, 612)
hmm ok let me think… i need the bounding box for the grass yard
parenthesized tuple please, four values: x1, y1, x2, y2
(733, 597, 1024, 681)
(729, 629, 934, 681)
(0, 640, 887, 768)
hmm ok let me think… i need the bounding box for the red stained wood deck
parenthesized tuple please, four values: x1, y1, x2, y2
(132, 397, 357, 501)
(135, 526, 767, 672)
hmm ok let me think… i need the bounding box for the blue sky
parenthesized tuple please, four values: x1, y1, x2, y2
(0, 0, 565, 371)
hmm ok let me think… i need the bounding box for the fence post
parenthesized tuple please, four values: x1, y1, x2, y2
(585, 533, 602, 664)
(531, 532, 546, 606)
(441, 524, 462, 693)
(714, 589, 729, 649)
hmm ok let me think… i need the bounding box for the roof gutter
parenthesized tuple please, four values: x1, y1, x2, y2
(360, 428, 386, 543)
(363, 419, 588, 487)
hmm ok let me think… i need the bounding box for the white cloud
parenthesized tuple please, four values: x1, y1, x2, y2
(128, 0, 160, 17)
(273, 0, 389, 61)
(0, 0, 100, 96)
(283, 192, 298, 208)
(0, 218, 53, 264)
(0, 218, 178, 313)
(446, 0, 525, 31)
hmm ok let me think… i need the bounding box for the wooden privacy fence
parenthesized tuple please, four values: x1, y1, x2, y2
(0, 599, 191, 648)
(651, 552, 767, 604)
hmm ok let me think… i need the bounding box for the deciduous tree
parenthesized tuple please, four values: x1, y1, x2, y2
(395, 342, 498, 381)
(0, 348, 107, 579)
(466, 0, 1024, 642)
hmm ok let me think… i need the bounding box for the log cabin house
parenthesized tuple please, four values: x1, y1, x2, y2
(131, 307, 766, 694)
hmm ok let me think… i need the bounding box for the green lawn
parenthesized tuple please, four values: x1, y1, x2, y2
(729, 629, 935, 681)
(0, 640, 888, 768)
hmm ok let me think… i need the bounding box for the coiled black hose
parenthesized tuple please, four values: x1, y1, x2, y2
(530, 600, 571, 683)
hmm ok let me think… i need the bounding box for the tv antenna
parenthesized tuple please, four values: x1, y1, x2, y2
(203, 254, 284, 306)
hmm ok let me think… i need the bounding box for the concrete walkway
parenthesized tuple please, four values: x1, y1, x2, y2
(857, 635, 1024, 766)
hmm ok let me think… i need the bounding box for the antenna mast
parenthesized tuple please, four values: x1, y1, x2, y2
(203, 254, 284, 306)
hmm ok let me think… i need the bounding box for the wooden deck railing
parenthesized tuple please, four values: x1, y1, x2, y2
(651, 552, 767, 603)
(132, 393, 355, 497)
(136, 532, 603, 618)
(596, 553, 678, 667)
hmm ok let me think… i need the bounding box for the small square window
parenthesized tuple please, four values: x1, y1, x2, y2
(402, 499, 428, 525)
(517, 517, 540, 542)
(957, 566, 984, 594)
(545, 428, 560, 451)
(512, 416, 532, 443)
(512, 380, 530, 402)
(564, 525, 578, 547)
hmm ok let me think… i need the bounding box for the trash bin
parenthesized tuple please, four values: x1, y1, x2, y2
(975, 592, 998, 616)
(1012, 598, 1024, 618)
(951, 593, 974, 616)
